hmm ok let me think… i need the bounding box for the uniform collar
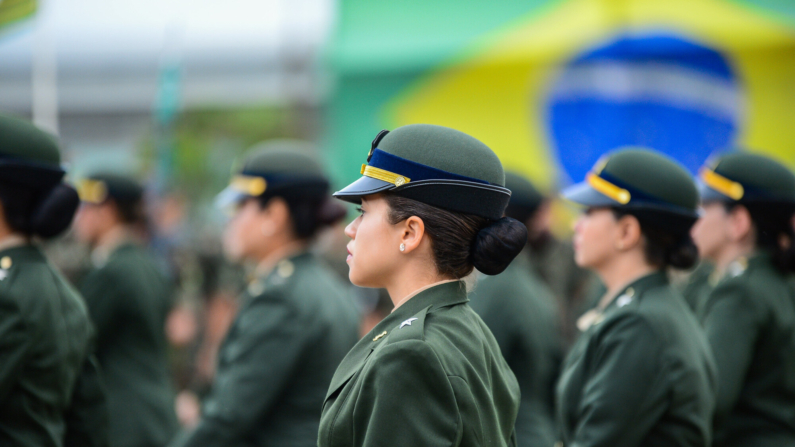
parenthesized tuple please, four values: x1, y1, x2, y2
(246, 251, 313, 297)
(394, 280, 467, 318)
(577, 270, 668, 332)
(0, 235, 27, 252)
(91, 228, 137, 268)
(324, 280, 468, 401)
(253, 244, 310, 279)
(391, 279, 459, 311)
(607, 270, 668, 307)
(0, 243, 46, 266)
(719, 251, 772, 282)
(373, 280, 468, 336)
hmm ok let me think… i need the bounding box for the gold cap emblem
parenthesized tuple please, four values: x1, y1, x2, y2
(230, 175, 268, 197)
(0, 256, 11, 270)
(77, 179, 109, 204)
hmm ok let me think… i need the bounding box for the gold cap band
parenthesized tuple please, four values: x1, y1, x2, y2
(77, 179, 108, 204)
(230, 175, 268, 196)
(699, 168, 744, 200)
(587, 173, 631, 204)
(360, 164, 410, 187)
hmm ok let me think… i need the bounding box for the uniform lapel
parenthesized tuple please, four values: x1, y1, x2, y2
(324, 280, 468, 401)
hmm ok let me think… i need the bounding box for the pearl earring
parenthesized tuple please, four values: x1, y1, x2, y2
(399, 243, 406, 252)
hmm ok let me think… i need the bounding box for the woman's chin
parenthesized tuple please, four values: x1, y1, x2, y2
(573, 253, 590, 269)
(348, 268, 379, 289)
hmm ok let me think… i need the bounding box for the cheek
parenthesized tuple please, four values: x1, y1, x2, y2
(574, 217, 613, 267)
(223, 212, 256, 260)
(348, 217, 396, 287)
(73, 209, 96, 239)
(692, 212, 725, 257)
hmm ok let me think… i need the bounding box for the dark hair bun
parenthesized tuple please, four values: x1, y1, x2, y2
(30, 183, 79, 239)
(472, 217, 528, 275)
(666, 235, 699, 270)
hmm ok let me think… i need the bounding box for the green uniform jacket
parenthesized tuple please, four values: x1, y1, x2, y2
(677, 262, 714, 315)
(80, 243, 178, 447)
(0, 244, 108, 447)
(318, 280, 520, 447)
(172, 252, 359, 447)
(525, 237, 595, 348)
(699, 253, 795, 446)
(555, 272, 717, 447)
(469, 254, 562, 447)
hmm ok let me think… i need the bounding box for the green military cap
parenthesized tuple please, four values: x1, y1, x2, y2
(697, 152, 795, 208)
(77, 173, 144, 205)
(562, 147, 699, 233)
(0, 114, 65, 189)
(333, 124, 510, 220)
(216, 140, 330, 208)
(504, 171, 544, 215)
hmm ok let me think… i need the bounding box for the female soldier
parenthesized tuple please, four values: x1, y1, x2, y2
(468, 172, 562, 447)
(556, 148, 717, 447)
(74, 173, 178, 447)
(690, 152, 795, 447)
(0, 114, 106, 447)
(319, 124, 526, 447)
(171, 141, 359, 447)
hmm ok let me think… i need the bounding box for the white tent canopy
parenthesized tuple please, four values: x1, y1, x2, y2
(0, 0, 333, 115)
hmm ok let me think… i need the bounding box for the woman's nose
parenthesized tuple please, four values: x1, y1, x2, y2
(344, 217, 358, 239)
(573, 215, 585, 234)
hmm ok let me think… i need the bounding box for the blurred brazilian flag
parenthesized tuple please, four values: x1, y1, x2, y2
(324, 0, 795, 193)
(0, 0, 36, 35)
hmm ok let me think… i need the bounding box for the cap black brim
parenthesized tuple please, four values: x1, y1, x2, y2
(214, 186, 250, 209)
(561, 181, 623, 207)
(332, 175, 395, 204)
(696, 179, 730, 203)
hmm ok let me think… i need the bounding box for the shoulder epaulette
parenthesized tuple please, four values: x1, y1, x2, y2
(387, 305, 431, 344)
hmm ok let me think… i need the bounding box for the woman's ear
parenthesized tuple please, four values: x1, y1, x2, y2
(258, 197, 291, 237)
(399, 215, 426, 253)
(616, 214, 642, 251)
(727, 205, 753, 243)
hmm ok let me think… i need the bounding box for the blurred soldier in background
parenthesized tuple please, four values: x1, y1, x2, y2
(691, 153, 795, 447)
(676, 260, 714, 313)
(73, 173, 179, 447)
(0, 114, 107, 447)
(171, 142, 359, 447)
(511, 175, 594, 348)
(556, 149, 717, 447)
(469, 171, 562, 447)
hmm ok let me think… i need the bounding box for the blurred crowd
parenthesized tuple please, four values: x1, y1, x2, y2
(45, 149, 599, 432)
(3, 110, 793, 447)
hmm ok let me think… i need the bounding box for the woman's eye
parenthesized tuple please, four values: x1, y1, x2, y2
(584, 207, 596, 216)
(356, 207, 364, 215)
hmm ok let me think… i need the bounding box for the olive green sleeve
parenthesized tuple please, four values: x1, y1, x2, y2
(64, 355, 109, 447)
(172, 295, 310, 447)
(701, 280, 762, 419)
(572, 314, 667, 447)
(469, 287, 515, 356)
(79, 270, 123, 343)
(354, 340, 459, 446)
(0, 294, 33, 402)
